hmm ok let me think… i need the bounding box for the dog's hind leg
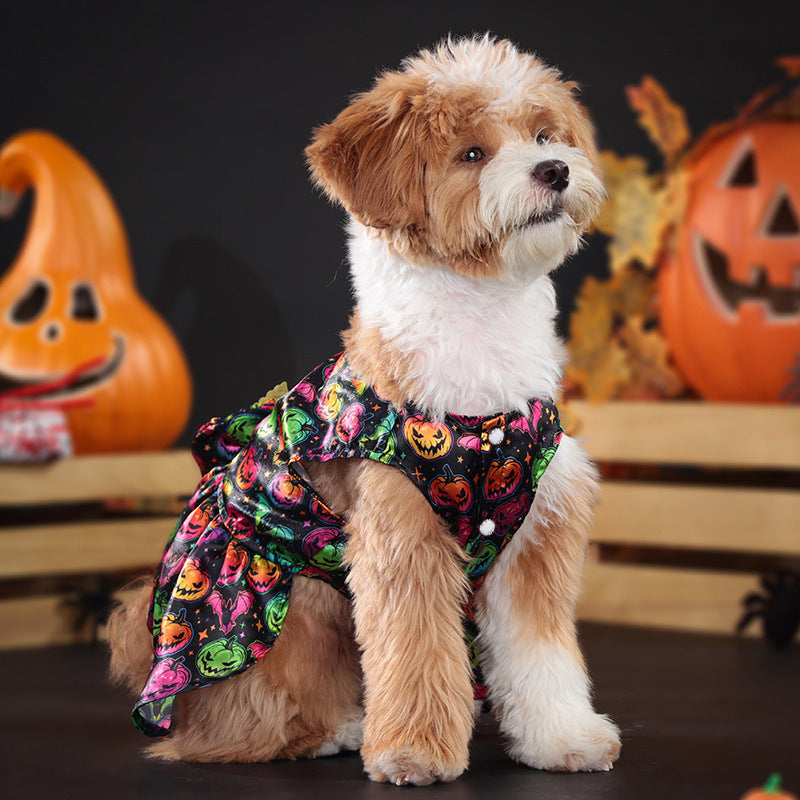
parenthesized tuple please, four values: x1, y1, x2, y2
(344, 460, 474, 786)
(474, 435, 621, 772)
(143, 576, 362, 763)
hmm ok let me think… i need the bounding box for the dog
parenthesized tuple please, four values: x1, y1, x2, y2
(108, 35, 620, 785)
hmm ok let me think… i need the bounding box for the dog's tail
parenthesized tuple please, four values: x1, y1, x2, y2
(107, 576, 155, 695)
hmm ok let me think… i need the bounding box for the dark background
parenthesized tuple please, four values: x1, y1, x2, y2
(1, 0, 795, 443)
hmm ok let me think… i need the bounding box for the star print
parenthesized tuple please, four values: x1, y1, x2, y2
(198, 629, 209, 641)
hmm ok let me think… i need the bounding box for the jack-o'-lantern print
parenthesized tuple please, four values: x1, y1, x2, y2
(131, 354, 566, 739)
(402, 414, 453, 459)
(173, 557, 211, 602)
(246, 554, 281, 594)
(281, 407, 317, 448)
(429, 464, 473, 512)
(660, 121, 800, 402)
(0, 131, 192, 451)
(155, 609, 193, 656)
(218, 541, 250, 585)
(140, 656, 191, 702)
(196, 638, 248, 679)
(484, 456, 524, 501)
(267, 470, 306, 509)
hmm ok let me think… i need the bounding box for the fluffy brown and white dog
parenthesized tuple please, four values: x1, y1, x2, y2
(109, 35, 620, 785)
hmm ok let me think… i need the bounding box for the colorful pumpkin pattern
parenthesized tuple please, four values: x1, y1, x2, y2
(133, 352, 562, 737)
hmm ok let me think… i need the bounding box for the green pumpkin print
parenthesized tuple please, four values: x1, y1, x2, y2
(196, 638, 248, 678)
(264, 592, 289, 635)
(281, 407, 317, 448)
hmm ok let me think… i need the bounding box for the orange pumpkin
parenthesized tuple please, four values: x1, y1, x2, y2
(741, 774, 798, 800)
(0, 131, 192, 452)
(403, 414, 454, 459)
(155, 609, 193, 655)
(173, 557, 211, 602)
(659, 121, 800, 402)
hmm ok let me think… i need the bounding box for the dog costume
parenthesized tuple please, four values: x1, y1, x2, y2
(132, 352, 562, 737)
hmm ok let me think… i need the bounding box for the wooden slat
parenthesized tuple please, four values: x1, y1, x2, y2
(0, 595, 89, 649)
(578, 562, 757, 636)
(0, 450, 199, 507)
(592, 482, 800, 555)
(0, 517, 174, 579)
(569, 400, 800, 469)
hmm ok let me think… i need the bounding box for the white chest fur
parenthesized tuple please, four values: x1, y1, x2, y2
(347, 222, 566, 419)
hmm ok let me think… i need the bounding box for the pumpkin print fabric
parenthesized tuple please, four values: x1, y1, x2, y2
(133, 352, 562, 737)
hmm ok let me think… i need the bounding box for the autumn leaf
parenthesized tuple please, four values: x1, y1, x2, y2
(776, 56, 800, 78)
(566, 344, 630, 402)
(617, 317, 685, 400)
(596, 151, 668, 272)
(626, 76, 690, 167)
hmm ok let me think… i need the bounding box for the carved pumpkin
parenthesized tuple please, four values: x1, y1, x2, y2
(741, 774, 798, 800)
(173, 557, 211, 602)
(659, 121, 800, 402)
(403, 414, 453, 459)
(196, 637, 248, 678)
(429, 464, 473, 512)
(155, 609, 193, 656)
(0, 131, 192, 452)
(484, 456, 523, 501)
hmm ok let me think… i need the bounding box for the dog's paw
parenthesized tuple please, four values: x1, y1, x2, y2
(312, 713, 364, 758)
(364, 748, 466, 786)
(509, 712, 621, 773)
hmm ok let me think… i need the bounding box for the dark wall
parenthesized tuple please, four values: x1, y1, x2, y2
(1, 0, 794, 442)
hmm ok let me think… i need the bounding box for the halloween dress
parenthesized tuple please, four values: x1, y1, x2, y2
(133, 352, 563, 737)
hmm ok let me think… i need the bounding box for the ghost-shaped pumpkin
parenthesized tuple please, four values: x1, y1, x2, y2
(659, 121, 800, 402)
(0, 131, 192, 452)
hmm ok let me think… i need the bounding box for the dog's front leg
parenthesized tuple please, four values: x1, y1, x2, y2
(344, 460, 474, 786)
(475, 435, 621, 772)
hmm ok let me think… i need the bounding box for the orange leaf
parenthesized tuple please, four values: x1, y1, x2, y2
(776, 55, 800, 78)
(626, 76, 690, 166)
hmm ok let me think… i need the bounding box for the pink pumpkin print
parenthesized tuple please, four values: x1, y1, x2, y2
(294, 381, 316, 402)
(494, 494, 533, 531)
(224, 503, 256, 540)
(218, 541, 250, 584)
(235, 446, 260, 491)
(267, 471, 305, 509)
(141, 657, 191, 702)
(301, 527, 339, 559)
(175, 499, 213, 543)
(336, 402, 366, 442)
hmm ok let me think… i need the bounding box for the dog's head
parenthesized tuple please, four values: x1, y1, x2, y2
(306, 36, 604, 282)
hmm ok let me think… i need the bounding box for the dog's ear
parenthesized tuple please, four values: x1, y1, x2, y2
(562, 84, 601, 174)
(306, 73, 430, 230)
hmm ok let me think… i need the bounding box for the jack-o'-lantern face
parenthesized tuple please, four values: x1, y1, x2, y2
(660, 121, 800, 402)
(155, 609, 193, 656)
(196, 638, 248, 678)
(403, 414, 453, 459)
(246, 554, 281, 594)
(173, 558, 211, 602)
(0, 131, 192, 452)
(484, 457, 524, 501)
(429, 464, 473, 512)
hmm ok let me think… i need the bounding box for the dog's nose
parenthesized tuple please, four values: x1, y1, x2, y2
(532, 160, 570, 193)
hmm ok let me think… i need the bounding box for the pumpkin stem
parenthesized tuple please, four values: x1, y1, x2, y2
(764, 774, 783, 794)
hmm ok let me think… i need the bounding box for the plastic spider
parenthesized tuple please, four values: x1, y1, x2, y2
(737, 569, 800, 648)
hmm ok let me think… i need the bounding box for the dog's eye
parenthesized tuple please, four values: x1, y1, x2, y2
(461, 147, 485, 163)
(536, 133, 551, 145)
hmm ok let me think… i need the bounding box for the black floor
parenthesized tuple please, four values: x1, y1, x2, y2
(2, 624, 798, 800)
